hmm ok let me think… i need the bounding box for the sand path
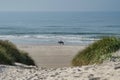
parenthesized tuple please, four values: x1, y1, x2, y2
(17, 45, 85, 68)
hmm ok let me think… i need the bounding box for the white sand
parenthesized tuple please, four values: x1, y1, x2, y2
(17, 45, 86, 68)
(1, 62, 120, 80)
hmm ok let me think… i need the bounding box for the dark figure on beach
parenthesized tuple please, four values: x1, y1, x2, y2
(58, 40, 64, 45)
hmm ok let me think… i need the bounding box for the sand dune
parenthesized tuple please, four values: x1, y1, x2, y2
(1, 61, 120, 80)
(0, 45, 120, 80)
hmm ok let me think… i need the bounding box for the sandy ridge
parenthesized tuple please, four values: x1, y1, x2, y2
(0, 62, 120, 80)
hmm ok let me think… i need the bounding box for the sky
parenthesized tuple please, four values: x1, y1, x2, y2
(0, 0, 120, 12)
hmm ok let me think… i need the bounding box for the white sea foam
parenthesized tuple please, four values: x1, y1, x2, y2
(0, 34, 98, 45)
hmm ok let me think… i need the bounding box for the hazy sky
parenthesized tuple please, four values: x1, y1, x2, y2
(0, 0, 119, 12)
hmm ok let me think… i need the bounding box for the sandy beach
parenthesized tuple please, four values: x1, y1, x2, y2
(17, 45, 86, 68)
(0, 44, 120, 80)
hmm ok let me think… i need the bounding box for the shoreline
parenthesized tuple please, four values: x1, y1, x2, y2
(17, 44, 86, 68)
(15, 42, 89, 46)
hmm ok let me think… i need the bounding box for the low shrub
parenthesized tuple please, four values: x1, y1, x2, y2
(72, 37, 120, 66)
(0, 40, 35, 66)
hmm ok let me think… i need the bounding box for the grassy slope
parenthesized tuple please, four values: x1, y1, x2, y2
(0, 40, 35, 66)
(72, 37, 120, 66)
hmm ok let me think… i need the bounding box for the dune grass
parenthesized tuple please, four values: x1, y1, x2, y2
(72, 37, 120, 66)
(0, 40, 35, 66)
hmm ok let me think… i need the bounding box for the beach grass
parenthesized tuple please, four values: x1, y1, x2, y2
(72, 37, 120, 66)
(0, 40, 35, 65)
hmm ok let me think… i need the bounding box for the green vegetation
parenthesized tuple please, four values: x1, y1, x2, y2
(72, 37, 120, 66)
(0, 40, 35, 66)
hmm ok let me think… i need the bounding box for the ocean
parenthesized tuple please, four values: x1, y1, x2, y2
(0, 11, 120, 45)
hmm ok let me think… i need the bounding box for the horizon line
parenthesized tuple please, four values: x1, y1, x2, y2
(0, 11, 120, 12)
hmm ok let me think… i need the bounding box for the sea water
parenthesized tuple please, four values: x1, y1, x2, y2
(0, 11, 120, 45)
